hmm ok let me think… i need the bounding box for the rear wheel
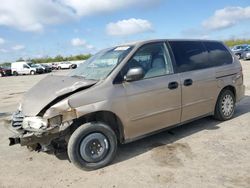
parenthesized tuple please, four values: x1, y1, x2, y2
(214, 89, 235, 121)
(67, 122, 117, 170)
(0, 72, 3, 77)
(13, 71, 18, 76)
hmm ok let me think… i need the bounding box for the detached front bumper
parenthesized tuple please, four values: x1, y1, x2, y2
(8, 130, 62, 151)
(6, 112, 71, 152)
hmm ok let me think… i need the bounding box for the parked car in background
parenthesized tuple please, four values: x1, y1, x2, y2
(242, 46, 250, 60)
(231, 44, 250, 59)
(51, 63, 58, 70)
(57, 62, 77, 69)
(27, 63, 44, 74)
(11, 62, 38, 76)
(0, 66, 12, 77)
(8, 39, 245, 170)
(71, 60, 86, 67)
(41, 64, 52, 73)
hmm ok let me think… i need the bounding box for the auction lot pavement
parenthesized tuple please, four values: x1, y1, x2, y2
(0, 64, 250, 188)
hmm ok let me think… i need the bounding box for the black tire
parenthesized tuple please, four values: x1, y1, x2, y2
(13, 71, 18, 76)
(30, 70, 35, 75)
(0, 72, 3, 77)
(214, 89, 235, 121)
(67, 122, 117, 170)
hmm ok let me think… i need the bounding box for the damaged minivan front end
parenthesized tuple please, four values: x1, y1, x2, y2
(8, 75, 97, 152)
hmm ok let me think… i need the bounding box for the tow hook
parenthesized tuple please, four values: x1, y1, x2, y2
(9, 137, 21, 146)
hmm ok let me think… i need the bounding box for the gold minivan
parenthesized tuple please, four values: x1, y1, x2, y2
(8, 39, 245, 170)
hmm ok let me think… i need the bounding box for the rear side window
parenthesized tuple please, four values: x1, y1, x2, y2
(204, 42, 232, 66)
(169, 41, 208, 72)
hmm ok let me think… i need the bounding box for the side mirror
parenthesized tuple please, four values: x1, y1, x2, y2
(124, 67, 144, 82)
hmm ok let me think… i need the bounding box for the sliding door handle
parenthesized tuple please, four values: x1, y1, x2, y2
(183, 79, 193, 86)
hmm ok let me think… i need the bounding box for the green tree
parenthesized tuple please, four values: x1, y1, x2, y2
(224, 39, 250, 47)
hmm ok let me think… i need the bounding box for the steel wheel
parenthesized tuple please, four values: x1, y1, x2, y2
(67, 122, 117, 170)
(79, 133, 109, 163)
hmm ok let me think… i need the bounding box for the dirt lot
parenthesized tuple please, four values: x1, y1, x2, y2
(0, 63, 250, 188)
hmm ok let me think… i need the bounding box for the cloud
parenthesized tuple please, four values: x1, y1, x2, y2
(71, 38, 86, 46)
(86, 44, 94, 50)
(0, 0, 76, 32)
(106, 18, 153, 36)
(0, 0, 159, 33)
(62, 0, 160, 16)
(0, 48, 8, 53)
(202, 6, 250, 30)
(70, 38, 95, 50)
(0, 38, 5, 45)
(12, 45, 25, 51)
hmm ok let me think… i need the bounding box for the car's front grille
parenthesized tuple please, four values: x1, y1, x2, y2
(12, 111, 24, 128)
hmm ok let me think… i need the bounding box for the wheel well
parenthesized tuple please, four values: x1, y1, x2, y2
(71, 111, 124, 143)
(222, 85, 236, 97)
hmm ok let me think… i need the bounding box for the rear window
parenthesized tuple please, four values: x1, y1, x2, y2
(168, 41, 208, 72)
(204, 41, 232, 66)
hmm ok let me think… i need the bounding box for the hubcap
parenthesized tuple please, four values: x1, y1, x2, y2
(221, 94, 234, 117)
(79, 133, 109, 163)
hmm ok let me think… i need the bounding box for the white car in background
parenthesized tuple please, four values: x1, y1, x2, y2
(57, 62, 77, 69)
(11, 62, 38, 76)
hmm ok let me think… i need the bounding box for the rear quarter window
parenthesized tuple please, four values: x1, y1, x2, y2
(204, 41, 232, 66)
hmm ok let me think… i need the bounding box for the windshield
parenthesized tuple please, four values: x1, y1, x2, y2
(28, 63, 39, 68)
(69, 46, 133, 80)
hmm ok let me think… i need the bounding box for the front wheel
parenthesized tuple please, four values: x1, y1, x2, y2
(214, 89, 235, 121)
(67, 122, 117, 170)
(30, 70, 35, 75)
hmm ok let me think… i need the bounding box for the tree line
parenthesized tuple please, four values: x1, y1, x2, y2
(1, 54, 91, 67)
(224, 39, 250, 47)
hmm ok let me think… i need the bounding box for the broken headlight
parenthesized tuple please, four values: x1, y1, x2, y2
(22, 117, 48, 130)
(48, 115, 62, 127)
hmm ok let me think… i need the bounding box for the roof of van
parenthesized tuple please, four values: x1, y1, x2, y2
(120, 39, 222, 46)
(12, 61, 29, 64)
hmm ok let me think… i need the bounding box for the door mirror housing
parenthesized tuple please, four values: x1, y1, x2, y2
(124, 67, 144, 82)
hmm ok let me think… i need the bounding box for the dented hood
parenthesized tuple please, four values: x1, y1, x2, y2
(21, 75, 97, 116)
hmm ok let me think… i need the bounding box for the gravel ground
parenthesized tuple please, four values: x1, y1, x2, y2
(0, 63, 250, 188)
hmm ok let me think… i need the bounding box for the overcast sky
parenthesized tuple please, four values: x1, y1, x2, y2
(0, 0, 250, 63)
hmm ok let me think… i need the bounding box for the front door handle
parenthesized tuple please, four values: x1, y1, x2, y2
(183, 79, 193, 86)
(168, 81, 179, 90)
